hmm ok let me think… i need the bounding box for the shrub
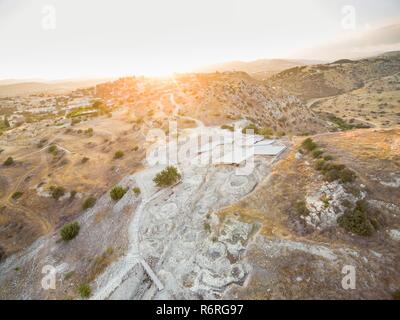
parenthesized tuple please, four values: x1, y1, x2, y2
(132, 187, 141, 195)
(323, 155, 334, 161)
(320, 194, 331, 208)
(328, 115, 354, 131)
(3, 157, 14, 166)
(12, 191, 23, 200)
(110, 186, 128, 201)
(48, 145, 58, 156)
(322, 163, 356, 184)
(50, 186, 65, 200)
(133, 146, 139, 151)
(81, 157, 89, 164)
(153, 166, 181, 187)
(60, 221, 80, 241)
(242, 124, 259, 135)
(258, 127, 274, 138)
(301, 138, 317, 152)
(314, 159, 326, 171)
(312, 149, 324, 159)
(85, 128, 93, 136)
(114, 150, 124, 159)
(295, 201, 310, 216)
(337, 201, 377, 236)
(339, 168, 357, 183)
(393, 290, 400, 300)
(78, 284, 91, 299)
(82, 197, 96, 210)
(221, 125, 234, 132)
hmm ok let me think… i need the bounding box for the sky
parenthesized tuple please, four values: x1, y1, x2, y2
(0, 0, 399, 79)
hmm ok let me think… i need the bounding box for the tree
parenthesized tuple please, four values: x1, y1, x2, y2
(3, 157, 14, 166)
(110, 186, 128, 201)
(60, 222, 80, 241)
(153, 166, 181, 187)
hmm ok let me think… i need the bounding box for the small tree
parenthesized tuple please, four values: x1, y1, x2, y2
(114, 150, 124, 159)
(48, 145, 58, 155)
(82, 197, 96, 210)
(110, 186, 128, 201)
(12, 191, 23, 200)
(3, 157, 14, 166)
(50, 186, 65, 200)
(153, 166, 181, 187)
(302, 138, 317, 152)
(133, 187, 141, 195)
(60, 221, 80, 241)
(78, 283, 91, 299)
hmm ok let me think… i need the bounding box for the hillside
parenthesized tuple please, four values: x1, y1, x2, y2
(311, 72, 400, 128)
(269, 52, 400, 101)
(197, 59, 322, 80)
(0, 79, 114, 97)
(96, 72, 326, 135)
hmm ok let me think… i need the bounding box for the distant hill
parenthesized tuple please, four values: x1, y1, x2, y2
(196, 59, 324, 80)
(0, 78, 114, 97)
(269, 51, 400, 101)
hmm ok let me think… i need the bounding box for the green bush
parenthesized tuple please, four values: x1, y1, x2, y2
(312, 149, 324, 159)
(393, 290, 400, 300)
(12, 191, 23, 200)
(48, 145, 58, 156)
(301, 138, 317, 152)
(242, 124, 273, 138)
(132, 187, 141, 195)
(85, 128, 94, 136)
(3, 157, 14, 166)
(337, 201, 377, 236)
(221, 125, 234, 132)
(78, 284, 91, 299)
(323, 155, 334, 161)
(328, 115, 354, 131)
(322, 163, 356, 184)
(114, 150, 124, 159)
(258, 127, 274, 138)
(60, 221, 80, 241)
(82, 197, 96, 210)
(295, 201, 310, 216)
(50, 186, 65, 200)
(314, 159, 326, 171)
(242, 124, 259, 135)
(339, 168, 357, 183)
(110, 186, 128, 201)
(153, 166, 181, 187)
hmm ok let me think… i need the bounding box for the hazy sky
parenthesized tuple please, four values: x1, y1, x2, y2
(1, 0, 399, 78)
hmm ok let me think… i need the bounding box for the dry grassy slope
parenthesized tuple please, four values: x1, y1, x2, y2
(311, 73, 400, 128)
(220, 129, 400, 299)
(0, 112, 145, 260)
(269, 52, 400, 101)
(173, 72, 325, 134)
